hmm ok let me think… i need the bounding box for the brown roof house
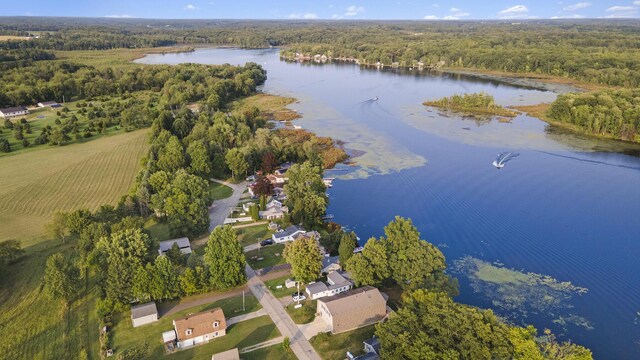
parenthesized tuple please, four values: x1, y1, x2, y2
(316, 286, 387, 334)
(173, 308, 227, 349)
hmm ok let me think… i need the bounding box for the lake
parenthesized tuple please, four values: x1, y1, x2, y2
(137, 48, 640, 359)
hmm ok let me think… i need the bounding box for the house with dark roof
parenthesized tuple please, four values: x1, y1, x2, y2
(0, 106, 28, 118)
(131, 301, 158, 327)
(305, 271, 353, 300)
(317, 286, 387, 334)
(353, 337, 381, 359)
(158, 237, 192, 256)
(173, 308, 227, 348)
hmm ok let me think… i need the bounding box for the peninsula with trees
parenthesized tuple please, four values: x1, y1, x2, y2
(423, 92, 518, 118)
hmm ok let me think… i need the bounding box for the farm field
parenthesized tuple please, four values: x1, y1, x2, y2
(0, 128, 149, 245)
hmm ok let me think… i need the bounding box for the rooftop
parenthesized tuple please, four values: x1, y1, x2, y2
(319, 286, 386, 317)
(0, 106, 27, 113)
(306, 281, 329, 295)
(276, 225, 304, 238)
(131, 301, 158, 319)
(173, 307, 227, 341)
(159, 237, 191, 252)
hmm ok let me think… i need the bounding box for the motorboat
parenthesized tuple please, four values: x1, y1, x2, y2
(493, 152, 519, 169)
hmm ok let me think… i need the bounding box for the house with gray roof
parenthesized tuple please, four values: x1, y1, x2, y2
(158, 237, 192, 256)
(131, 301, 159, 327)
(317, 286, 387, 334)
(0, 106, 28, 118)
(305, 271, 353, 300)
(272, 225, 306, 243)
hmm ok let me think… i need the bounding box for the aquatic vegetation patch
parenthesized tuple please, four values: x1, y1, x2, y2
(453, 256, 590, 331)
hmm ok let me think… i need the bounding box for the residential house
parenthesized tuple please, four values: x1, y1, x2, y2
(242, 202, 256, 213)
(0, 106, 28, 118)
(275, 162, 293, 175)
(268, 222, 279, 231)
(131, 301, 158, 327)
(267, 173, 287, 185)
(259, 199, 288, 220)
(211, 348, 240, 360)
(37, 101, 61, 108)
(247, 183, 256, 197)
(158, 237, 192, 256)
(306, 271, 353, 300)
(317, 286, 387, 334)
(322, 255, 341, 274)
(354, 337, 381, 360)
(271, 225, 307, 243)
(173, 308, 227, 348)
(272, 187, 286, 201)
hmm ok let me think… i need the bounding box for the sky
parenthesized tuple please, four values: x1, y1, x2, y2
(4, 1, 640, 20)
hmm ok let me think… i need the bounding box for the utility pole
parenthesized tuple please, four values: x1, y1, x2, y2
(243, 290, 245, 311)
(297, 281, 301, 305)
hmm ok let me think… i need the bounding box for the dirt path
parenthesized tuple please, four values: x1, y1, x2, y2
(158, 286, 248, 317)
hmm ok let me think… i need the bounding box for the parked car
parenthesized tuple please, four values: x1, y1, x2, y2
(246, 175, 256, 181)
(292, 292, 306, 301)
(260, 239, 274, 247)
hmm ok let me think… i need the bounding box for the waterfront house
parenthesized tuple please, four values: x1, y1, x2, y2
(259, 199, 288, 220)
(173, 308, 227, 348)
(158, 237, 192, 256)
(271, 225, 307, 243)
(305, 271, 353, 300)
(316, 286, 387, 334)
(131, 301, 158, 327)
(0, 106, 28, 118)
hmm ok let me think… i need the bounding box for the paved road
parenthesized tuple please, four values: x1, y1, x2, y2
(245, 264, 322, 360)
(208, 179, 248, 232)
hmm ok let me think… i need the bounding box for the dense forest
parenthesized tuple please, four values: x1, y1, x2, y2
(424, 92, 518, 117)
(547, 89, 640, 142)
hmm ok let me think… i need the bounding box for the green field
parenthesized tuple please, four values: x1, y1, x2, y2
(0, 129, 149, 245)
(245, 244, 286, 270)
(236, 224, 275, 247)
(0, 242, 101, 360)
(310, 325, 376, 360)
(285, 299, 317, 324)
(264, 274, 299, 299)
(209, 181, 233, 201)
(112, 293, 270, 359)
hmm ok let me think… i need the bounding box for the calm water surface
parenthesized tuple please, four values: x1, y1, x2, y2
(137, 48, 640, 359)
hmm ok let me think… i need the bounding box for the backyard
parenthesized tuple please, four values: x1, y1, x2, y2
(236, 223, 275, 247)
(310, 325, 376, 360)
(245, 244, 286, 270)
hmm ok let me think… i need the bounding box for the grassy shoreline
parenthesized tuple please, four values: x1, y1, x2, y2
(423, 93, 518, 118)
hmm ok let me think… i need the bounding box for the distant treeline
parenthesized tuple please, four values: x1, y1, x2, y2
(548, 89, 640, 142)
(2, 19, 640, 87)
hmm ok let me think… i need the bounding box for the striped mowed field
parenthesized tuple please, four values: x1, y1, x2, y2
(0, 129, 149, 245)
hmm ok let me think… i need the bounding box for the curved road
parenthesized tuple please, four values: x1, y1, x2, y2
(208, 179, 248, 232)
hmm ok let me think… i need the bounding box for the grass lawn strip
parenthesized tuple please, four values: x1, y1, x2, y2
(310, 325, 376, 360)
(245, 244, 286, 270)
(236, 223, 275, 247)
(285, 299, 317, 324)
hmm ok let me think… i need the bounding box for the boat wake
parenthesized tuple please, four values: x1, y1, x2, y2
(493, 152, 520, 169)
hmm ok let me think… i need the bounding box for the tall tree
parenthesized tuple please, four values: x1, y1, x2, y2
(283, 236, 323, 283)
(252, 175, 273, 197)
(45, 211, 69, 243)
(284, 161, 327, 229)
(261, 151, 277, 174)
(204, 225, 246, 289)
(150, 255, 180, 300)
(338, 231, 357, 266)
(157, 136, 186, 173)
(44, 253, 79, 303)
(187, 140, 211, 177)
(346, 238, 390, 287)
(225, 147, 248, 180)
(160, 169, 210, 238)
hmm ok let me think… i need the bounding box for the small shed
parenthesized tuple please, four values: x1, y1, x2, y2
(158, 237, 192, 256)
(163, 330, 177, 344)
(285, 278, 297, 289)
(211, 348, 240, 360)
(131, 301, 159, 327)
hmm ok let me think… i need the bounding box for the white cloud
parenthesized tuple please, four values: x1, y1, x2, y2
(345, 5, 365, 16)
(563, 2, 591, 11)
(185, 4, 198, 10)
(289, 13, 318, 19)
(634, 1, 640, 5)
(105, 14, 133, 18)
(604, 5, 638, 18)
(551, 14, 585, 18)
(432, 3, 440, 7)
(423, 15, 439, 19)
(499, 5, 529, 14)
(450, 7, 461, 12)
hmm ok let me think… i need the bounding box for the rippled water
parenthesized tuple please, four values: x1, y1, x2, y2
(137, 48, 640, 359)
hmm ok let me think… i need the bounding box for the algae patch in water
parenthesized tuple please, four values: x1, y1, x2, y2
(453, 256, 591, 331)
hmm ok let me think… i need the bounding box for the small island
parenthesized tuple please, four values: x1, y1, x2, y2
(423, 92, 518, 118)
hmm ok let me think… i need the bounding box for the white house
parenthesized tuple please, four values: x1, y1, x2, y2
(37, 101, 61, 108)
(306, 271, 353, 300)
(173, 308, 227, 349)
(0, 106, 28, 118)
(259, 199, 288, 220)
(158, 237, 192, 256)
(272, 225, 307, 243)
(131, 301, 159, 327)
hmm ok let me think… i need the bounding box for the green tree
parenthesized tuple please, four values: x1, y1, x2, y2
(179, 267, 200, 296)
(131, 263, 154, 301)
(0, 239, 24, 275)
(345, 238, 390, 287)
(157, 136, 186, 173)
(283, 236, 323, 283)
(225, 147, 248, 180)
(150, 255, 179, 300)
(66, 209, 93, 236)
(249, 204, 260, 221)
(160, 170, 210, 238)
(538, 329, 593, 360)
(204, 225, 246, 288)
(44, 253, 79, 303)
(338, 231, 357, 266)
(376, 290, 514, 360)
(165, 242, 184, 265)
(284, 161, 327, 229)
(0, 138, 11, 153)
(45, 211, 69, 242)
(187, 140, 211, 177)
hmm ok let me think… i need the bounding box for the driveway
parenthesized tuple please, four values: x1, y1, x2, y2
(299, 316, 332, 340)
(245, 264, 322, 360)
(208, 179, 248, 232)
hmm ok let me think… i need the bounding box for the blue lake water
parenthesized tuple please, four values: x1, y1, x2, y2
(137, 48, 640, 359)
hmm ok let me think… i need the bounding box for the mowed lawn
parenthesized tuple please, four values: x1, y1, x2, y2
(0, 129, 149, 245)
(310, 325, 376, 360)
